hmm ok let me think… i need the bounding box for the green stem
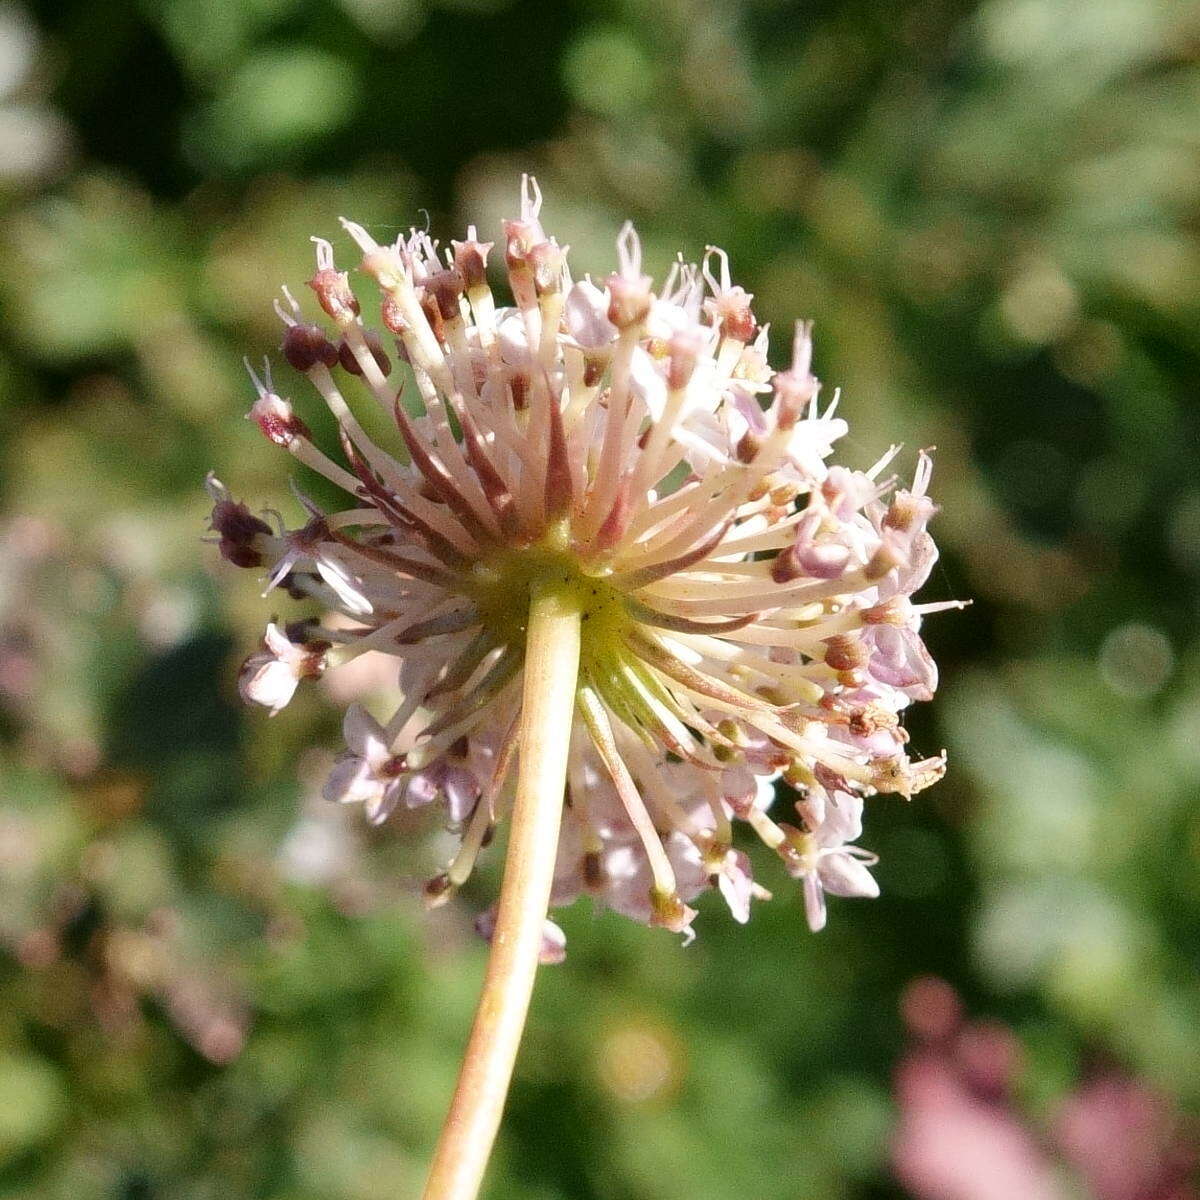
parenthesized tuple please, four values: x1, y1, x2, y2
(422, 577, 583, 1200)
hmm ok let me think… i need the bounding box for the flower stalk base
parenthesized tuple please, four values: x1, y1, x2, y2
(421, 577, 583, 1200)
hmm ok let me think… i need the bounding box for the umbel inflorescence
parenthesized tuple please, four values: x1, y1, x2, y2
(209, 177, 959, 948)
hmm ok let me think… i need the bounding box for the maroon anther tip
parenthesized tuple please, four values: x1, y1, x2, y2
(423, 873, 453, 906)
(380, 754, 407, 778)
(583, 851, 606, 889)
(338, 331, 392, 378)
(419, 290, 447, 345)
(771, 545, 802, 583)
(282, 323, 339, 372)
(736, 431, 761, 464)
(509, 373, 530, 412)
(212, 498, 271, 568)
(425, 269, 466, 323)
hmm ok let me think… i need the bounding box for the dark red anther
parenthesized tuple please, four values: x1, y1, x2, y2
(771, 544, 803, 583)
(583, 851, 606, 889)
(509, 373, 529, 412)
(736, 430, 761, 464)
(424, 268, 466, 323)
(824, 635, 868, 672)
(418, 288, 447, 345)
(282, 323, 339, 372)
(211, 497, 271, 568)
(337, 331, 392, 378)
(379, 754, 408, 778)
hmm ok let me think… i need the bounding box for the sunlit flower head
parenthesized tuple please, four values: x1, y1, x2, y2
(209, 177, 962, 947)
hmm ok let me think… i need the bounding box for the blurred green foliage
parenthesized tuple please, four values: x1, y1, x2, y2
(0, 0, 1197, 1196)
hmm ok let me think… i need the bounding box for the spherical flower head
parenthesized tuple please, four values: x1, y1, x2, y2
(209, 175, 962, 954)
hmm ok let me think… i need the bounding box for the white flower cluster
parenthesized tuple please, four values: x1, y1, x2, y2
(209, 178, 960, 946)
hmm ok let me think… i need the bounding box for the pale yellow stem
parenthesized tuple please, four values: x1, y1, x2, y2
(421, 577, 583, 1200)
